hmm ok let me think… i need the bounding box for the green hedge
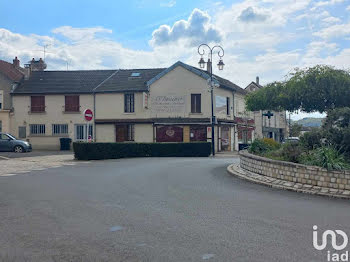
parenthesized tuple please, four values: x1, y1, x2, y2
(73, 142, 212, 160)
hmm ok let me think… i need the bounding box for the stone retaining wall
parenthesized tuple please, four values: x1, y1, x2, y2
(240, 151, 350, 190)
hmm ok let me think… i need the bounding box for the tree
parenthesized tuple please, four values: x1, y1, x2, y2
(289, 123, 302, 137)
(245, 65, 350, 113)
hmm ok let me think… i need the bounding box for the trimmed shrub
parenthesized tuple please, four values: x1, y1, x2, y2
(73, 142, 211, 160)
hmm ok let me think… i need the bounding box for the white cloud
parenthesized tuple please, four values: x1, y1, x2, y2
(160, 0, 176, 7)
(346, 5, 350, 10)
(313, 0, 344, 7)
(322, 16, 341, 24)
(313, 22, 350, 38)
(52, 26, 112, 42)
(238, 7, 269, 23)
(150, 8, 222, 47)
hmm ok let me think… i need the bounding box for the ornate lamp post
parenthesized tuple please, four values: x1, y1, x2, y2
(198, 44, 225, 156)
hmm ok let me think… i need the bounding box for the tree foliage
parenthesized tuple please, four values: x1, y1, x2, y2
(289, 123, 302, 137)
(245, 65, 350, 113)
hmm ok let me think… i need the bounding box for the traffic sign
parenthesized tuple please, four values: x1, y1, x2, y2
(84, 109, 93, 121)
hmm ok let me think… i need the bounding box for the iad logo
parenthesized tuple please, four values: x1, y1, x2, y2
(313, 225, 349, 261)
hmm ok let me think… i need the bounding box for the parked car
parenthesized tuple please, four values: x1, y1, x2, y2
(283, 137, 300, 144)
(0, 133, 32, 153)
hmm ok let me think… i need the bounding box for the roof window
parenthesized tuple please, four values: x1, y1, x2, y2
(130, 72, 141, 77)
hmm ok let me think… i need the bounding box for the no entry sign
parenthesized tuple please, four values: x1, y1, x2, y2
(84, 109, 93, 121)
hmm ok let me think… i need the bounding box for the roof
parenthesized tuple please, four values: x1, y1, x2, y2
(245, 81, 263, 92)
(13, 68, 165, 95)
(0, 60, 24, 82)
(13, 60, 245, 95)
(147, 61, 247, 95)
(14, 70, 116, 94)
(95, 68, 165, 93)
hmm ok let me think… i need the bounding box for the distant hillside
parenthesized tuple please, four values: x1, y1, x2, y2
(293, 117, 324, 127)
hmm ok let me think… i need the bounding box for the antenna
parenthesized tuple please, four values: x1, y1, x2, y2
(38, 44, 51, 61)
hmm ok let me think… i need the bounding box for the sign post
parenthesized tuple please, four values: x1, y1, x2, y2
(84, 109, 93, 142)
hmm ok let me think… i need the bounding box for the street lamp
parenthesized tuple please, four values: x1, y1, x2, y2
(197, 44, 225, 156)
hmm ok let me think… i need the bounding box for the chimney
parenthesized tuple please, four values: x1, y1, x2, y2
(29, 57, 47, 71)
(206, 58, 212, 74)
(256, 76, 260, 85)
(24, 64, 31, 80)
(13, 57, 20, 68)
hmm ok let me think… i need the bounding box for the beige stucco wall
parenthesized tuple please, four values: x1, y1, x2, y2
(11, 94, 94, 149)
(95, 92, 148, 119)
(0, 73, 14, 110)
(0, 110, 10, 133)
(96, 124, 115, 142)
(135, 124, 153, 143)
(149, 66, 235, 120)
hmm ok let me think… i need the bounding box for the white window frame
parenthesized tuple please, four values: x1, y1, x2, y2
(29, 124, 46, 135)
(75, 124, 93, 141)
(52, 124, 69, 135)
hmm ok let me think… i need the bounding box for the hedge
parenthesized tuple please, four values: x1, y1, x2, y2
(73, 142, 212, 160)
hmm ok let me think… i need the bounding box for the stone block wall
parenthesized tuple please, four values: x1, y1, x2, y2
(240, 151, 350, 190)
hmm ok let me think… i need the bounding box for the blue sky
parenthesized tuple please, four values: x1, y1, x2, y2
(1, 0, 350, 119)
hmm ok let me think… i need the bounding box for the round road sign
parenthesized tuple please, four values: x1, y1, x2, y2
(84, 109, 93, 121)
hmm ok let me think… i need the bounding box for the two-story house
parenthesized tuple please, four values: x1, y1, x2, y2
(0, 57, 25, 133)
(245, 77, 288, 142)
(11, 60, 252, 151)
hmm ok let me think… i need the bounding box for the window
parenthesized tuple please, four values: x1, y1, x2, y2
(191, 94, 201, 113)
(65, 95, 80, 112)
(30, 124, 45, 135)
(124, 94, 135, 113)
(0, 120, 2, 132)
(130, 72, 140, 77)
(75, 124, 93, 141)
(0, 90, 3, 110)
(18, 126, 26, 138)
(52, 124, 68, 135)
(0, 134, 9, 140)
(127, 125, 134, 141)
(226, 97, 230, 115)
(31, 96, 45, 112)
(115, 124, 134, 142)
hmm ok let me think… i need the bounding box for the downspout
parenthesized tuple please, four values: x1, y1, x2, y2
(92, 70, 119, 142)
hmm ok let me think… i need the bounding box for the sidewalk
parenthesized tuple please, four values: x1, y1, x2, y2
(0, 153, 78, 177)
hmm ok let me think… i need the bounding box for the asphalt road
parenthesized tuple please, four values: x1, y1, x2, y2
(0, 157, 350, 262)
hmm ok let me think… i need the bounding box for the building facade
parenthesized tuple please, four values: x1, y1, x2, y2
(0, 57, 25, 134)
(11, 60, 253, 151)
(245, 77, 288, 142)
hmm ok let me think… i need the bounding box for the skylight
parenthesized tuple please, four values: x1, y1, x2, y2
(130, 72, 141, 77)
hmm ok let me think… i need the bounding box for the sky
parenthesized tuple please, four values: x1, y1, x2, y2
(1, 0, 349, 120)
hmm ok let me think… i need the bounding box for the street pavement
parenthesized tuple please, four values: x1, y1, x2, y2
(0, 156, 349, 262)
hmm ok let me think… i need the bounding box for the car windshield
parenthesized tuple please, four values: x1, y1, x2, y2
(7, 134, 17, 140)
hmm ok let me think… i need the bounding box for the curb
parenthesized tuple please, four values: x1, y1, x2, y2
(227, 164, 350, 200)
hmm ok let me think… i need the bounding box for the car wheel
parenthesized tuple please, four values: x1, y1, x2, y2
(14, 145, 24, 153)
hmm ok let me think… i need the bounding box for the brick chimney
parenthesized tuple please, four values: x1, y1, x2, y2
(13, 57, 20, 68)
(29, 58, 47, 71)
(206, 58, 212, 74)
(256, 76, 260, 85)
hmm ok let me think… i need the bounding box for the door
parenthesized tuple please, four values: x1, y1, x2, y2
(115, 125, 127, 142)
(0, 134, 11, 152)
(221, 127, 230, 151)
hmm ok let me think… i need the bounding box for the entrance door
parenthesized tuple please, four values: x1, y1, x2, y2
(221, 127, 230, 151)
(115, 125, 127, 142)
